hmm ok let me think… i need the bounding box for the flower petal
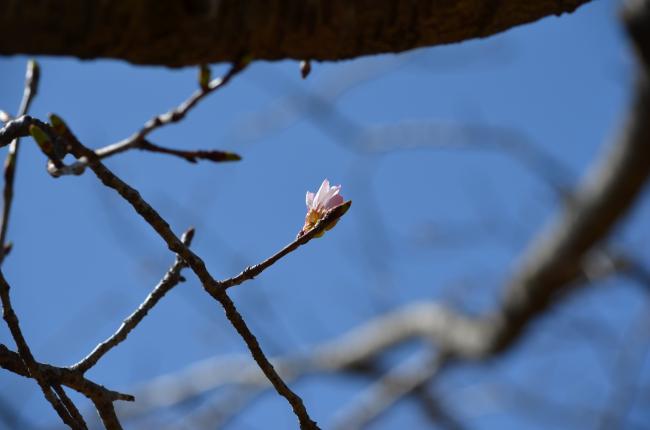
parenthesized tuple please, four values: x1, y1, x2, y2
(306, 191, 315, 208)
(324, 194, 344, 210)
(327, 185, 341, 200)
(313, 179, 329, 209)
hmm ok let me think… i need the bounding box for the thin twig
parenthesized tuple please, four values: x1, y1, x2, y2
(92, 398, 124, 430)
(0, 115, 51, 147)
(0, 60, 39, 264)
(51, 384, 88, 430)
(0, 271, 85, 429)
(46, 117, 321, 429)
(222, 201, 352, 289)
(137, 139, 241, 163)
(72, 228, 195, 374)
(52, 62, 247, 176)
(0, 344, 134, 402)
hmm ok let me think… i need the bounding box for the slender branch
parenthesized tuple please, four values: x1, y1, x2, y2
(0, 271, 85, 429)
(45, 117, 321, 429)
(136, 139, 241, 164)
(0, 60, 39, 264)
(0, 344, 134, 403)
(222, 200, 352, 289)
(0, 115, 51, 147)
(71, 228, 195, 374)
(92, 398, 124, 430)
(51, 62, 247, 176)
(51, 384, 88, 430)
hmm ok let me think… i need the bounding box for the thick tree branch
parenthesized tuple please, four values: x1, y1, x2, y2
(489, 25, 650, 356)
(0, 0, 591, 67)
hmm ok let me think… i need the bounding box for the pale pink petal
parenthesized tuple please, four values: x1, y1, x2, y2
(320, 178, 330, 192)
(324, 194, 344, 210)
(313, 179, 329, 209)
(328, 185, 341, 199)
(306, 191, 315, 208)
(322, 184, 341, 206)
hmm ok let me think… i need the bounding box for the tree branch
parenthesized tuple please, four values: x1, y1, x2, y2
(0, 0, 591, 67)
(49, 62, 245, 176)
(44, 117, 321, 429)
(221, 200, 352, 289)
(0, 344, 134, 403)
(71, 228, 195, 374)
(0, 271, 86, 429)
(0, 60, 39, 264)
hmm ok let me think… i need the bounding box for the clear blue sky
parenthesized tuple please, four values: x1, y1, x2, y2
(1, 0, 649, 428)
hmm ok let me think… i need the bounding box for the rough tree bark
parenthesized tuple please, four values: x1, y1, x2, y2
(0, 0, 591, 67)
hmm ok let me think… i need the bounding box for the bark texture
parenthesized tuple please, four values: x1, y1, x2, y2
(0, 0, 591, 67)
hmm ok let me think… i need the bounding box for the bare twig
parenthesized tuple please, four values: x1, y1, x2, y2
(0, 60, 39, 264)
(137, 139, 241, 164)
(52, 62, 247, 176)
(0, 271, 86, 429)
(0, 115, 51, 147)
(71, 228, 195, 374)
(92, 398, 124, 430)
(51, 384, 88, 429)
(221, 200, 352, 289)
(0, 344, 133, 402)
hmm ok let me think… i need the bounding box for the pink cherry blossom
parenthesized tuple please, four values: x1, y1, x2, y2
(301, 179, 345, 236)
(306, 179, 344, 212)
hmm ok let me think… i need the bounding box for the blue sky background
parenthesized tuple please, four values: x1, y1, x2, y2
(1, 0, 650, 428)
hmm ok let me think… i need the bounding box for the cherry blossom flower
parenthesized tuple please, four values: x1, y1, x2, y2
(301, 179, 345, 236)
